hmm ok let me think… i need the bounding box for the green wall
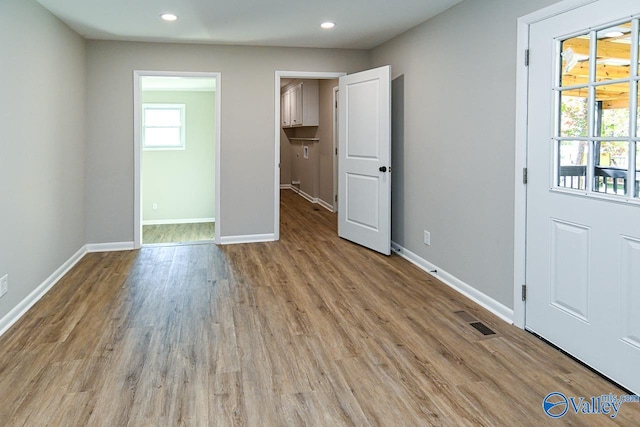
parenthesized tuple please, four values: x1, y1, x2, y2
(141, 90, 215, 223)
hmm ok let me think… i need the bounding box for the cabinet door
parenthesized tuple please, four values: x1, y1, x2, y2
(290, 83, 303, 126)
(281, 91, 290, 127)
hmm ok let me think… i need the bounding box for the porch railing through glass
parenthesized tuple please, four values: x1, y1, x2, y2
(558, 165, 640, 197)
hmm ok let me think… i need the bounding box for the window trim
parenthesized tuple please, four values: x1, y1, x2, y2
(142, 103, 186, 150)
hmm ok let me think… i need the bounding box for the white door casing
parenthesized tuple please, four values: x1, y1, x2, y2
(525, 0, 640, 393)
(333, 86, 340, 212)
(274, 71, 346, 241)
(133, 70, 221, 248)
(338, 66, 392, 255)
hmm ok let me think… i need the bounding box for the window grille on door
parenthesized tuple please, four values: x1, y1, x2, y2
(554, 19, 640, 200)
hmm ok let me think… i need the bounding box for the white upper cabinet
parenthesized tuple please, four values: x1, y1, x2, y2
(290, 83, 302, 126)
(281, 90, 291, 127)
(281, 80, 318, 128)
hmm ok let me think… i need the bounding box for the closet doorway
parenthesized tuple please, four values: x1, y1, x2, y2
(275, 71, 344, 240)
(134, 71, 221, 247)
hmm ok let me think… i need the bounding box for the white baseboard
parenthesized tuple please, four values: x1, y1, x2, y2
(86, 242, 135, 252)
(280, 184, 292, 190)
(142, 218, 215, 225)
(316, 198, 335, 213)
(297, 189, 316, 204)
(220, 234, 276, 245)
(391, 242, 514, 324)
(0, 245, 88, 337)
(285, 187, 335, 213)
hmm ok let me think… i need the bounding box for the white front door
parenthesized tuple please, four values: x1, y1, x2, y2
(338, 66, 391, 255)
(526, 0, 640, 393)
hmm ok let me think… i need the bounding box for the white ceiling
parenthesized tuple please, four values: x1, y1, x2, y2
(36, 0, 464, 49)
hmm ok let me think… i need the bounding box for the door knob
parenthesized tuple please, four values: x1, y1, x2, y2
(379, 166, 387, 172)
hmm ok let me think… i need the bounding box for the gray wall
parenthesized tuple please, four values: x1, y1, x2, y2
(284, 123, 320, 198)
(371, 0, 560, 308)
(0, 0, 86, 321)
(0, 0, 567, 328)
(292, 129, 320, 199)
(85, 42, 369, 241)
(291, 137, 320, 198)
(141, 90, 216, 222)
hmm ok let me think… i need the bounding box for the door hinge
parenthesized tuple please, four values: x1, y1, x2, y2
(335, 194, 338, 202)
(522, 167, 528, 184)
(335, 148, 338, 155)
(524, 49, 530, 66)
(521, 284, 527, 302)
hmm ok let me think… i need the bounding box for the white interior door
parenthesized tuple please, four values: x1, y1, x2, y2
(338, 65, 391, 255)
(526, 0, 640, 393)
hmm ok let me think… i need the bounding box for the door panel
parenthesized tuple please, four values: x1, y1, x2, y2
(346, 80, 380, 158)
(526, 0, 640, 393)
(549, 219, 590, 321)
(621, 236, 640, 348)
(338, 66, 391, 255)
(345, 173, 379, 230)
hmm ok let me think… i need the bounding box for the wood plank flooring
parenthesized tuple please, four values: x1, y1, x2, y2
(0, 189, 638, 426)
(143, 222, 215, 244)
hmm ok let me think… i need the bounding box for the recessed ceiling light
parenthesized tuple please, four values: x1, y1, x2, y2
(161, 13, 178, 22)
(604, 31, 624, 38)
(321, 22, 335, 30)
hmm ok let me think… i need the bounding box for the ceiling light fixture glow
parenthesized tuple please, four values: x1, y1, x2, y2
(604, 31, 624, 38)
(161, 13, 178, 22)
(321, 22, 335, 29)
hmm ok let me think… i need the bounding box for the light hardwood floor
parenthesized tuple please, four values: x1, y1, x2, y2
(143, 222, 215, 245)
(0, 190, 637, 426)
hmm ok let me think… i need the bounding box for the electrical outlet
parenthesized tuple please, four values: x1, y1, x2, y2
(423, 230, 431, 246)
(152, 203, 158, 210)
(0, 274, 8, 298)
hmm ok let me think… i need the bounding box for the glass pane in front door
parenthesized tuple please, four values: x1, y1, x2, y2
(560, 35, 590, 87)
(595, 24, 632, 82)
(554, 19, 638, 199)
(558, 140, 588, 190)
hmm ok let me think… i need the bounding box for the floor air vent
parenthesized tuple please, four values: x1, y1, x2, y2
(470, 321, 496, 336)
(454, 310, 497, 337)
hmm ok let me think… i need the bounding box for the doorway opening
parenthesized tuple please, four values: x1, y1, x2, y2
(134, 71, 221, 248)
(274, 71, 345, 240)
